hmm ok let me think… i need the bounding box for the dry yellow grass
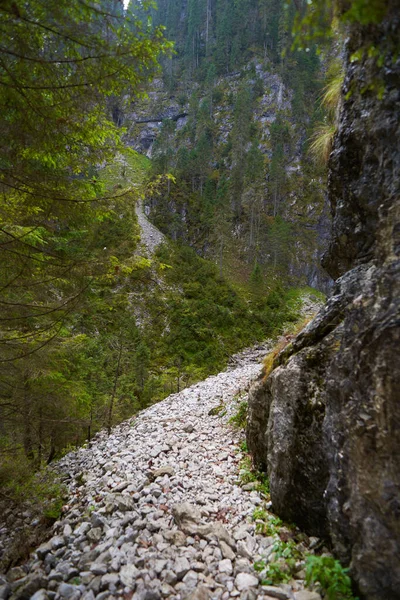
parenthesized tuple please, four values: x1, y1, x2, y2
(262, 315, 314, 381)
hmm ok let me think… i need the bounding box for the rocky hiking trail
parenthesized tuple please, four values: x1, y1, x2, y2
(0, 299, 324, 600)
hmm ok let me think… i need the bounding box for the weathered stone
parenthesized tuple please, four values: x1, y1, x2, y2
(81, 592, 95, 600)
(87, 527, 103, 542)
(90, 565, 108, 576)
(8, 568, 26, 583)
(234, 573, 258, 591)
(163, 571, 177, 586)
(219, 541, 235, 561)
(90, 513, 105, 529)
(120, 564, 139, 587)
(11, 573, 47, 600)
(182, 570, 198, 589)
(186, 585, 211, 600)
(173, 556, 190, 580)
(162, 529, 186, 546)
(236, 541, 252, 560)
(148, 466, 175, 481)
(0, 584, 11, 600)
(30, 591, 49, 600)
(196, 523, 236, 549)
(100, 573, 119, 588)
(58, 583, 78, 599)
(218, 559, 233, 575)
(172, 503, 201, 527)
(294, 592, 321, 600)
(36, 542, 53, 561)
(261, 586, 292, 600)
(115, 495, 135, 512)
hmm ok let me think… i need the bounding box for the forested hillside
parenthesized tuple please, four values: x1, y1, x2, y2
(123, 0, 334, 290)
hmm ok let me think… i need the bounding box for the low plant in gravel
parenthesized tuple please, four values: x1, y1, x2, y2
(0, 455, 66, 521)
(255, 539, 303, 585)
(252, 508, 283, 535)
(208, 402, 226, 416)
(305, 555, 358, 599)
(238, 455, 270, 495)
(229, 399, 248, 429)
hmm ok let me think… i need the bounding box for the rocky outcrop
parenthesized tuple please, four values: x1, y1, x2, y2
(247, 3, 400, 599)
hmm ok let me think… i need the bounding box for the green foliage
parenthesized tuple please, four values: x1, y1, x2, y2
(305, 555, 357, 600)
(255, 539, 302, 585)
(208, 403, 226, 416)
(253, 508, 283, 536)
(341, 0, 388, 25)
(0, 0, 170, 466)
(309, 123, 336, 166)
(239, 439, 248, 453)
(238, 455, 270, 495)
(229, 400, 248, 429)
(308, 58, 343, 167)
(0, 455, 66, 522)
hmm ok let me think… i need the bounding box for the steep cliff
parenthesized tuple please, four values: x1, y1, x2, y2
(247, 3, 400, 599)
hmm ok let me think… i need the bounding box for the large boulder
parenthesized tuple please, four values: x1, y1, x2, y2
(247, 3, 400, 599)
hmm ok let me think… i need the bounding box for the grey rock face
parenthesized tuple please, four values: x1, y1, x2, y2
(247, 4, 400, 599)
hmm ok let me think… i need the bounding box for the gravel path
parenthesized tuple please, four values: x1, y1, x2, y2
(0, 335, 323, 600)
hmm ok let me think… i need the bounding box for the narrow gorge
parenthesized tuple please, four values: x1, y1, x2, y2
(0, 1, 399, 600)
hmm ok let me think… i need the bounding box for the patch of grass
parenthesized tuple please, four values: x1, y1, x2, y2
(305, 555, 358, 600)
(100, 148, 150, 192)
(229, 400, 248, 429)
(239, 455, 269, 495)
(262, 313, 317, 381)
(309, 123, 336, 166)
(239, 439, 248, 453)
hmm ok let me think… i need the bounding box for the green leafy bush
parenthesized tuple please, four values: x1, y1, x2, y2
(229, 400, 248, 429)
(0, 455, 66, 522)
(255, 539, 302, 585)
(305, 555, 357, 600)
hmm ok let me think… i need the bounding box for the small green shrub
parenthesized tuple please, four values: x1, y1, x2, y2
(239, 455, 269, 495)
(255, 539, 302, 585)
(229, 400, 248, 429)
(0, 455, 66, 522)
(305, 555, 357, 600)
(253, 509, 283, 535)
(239, 439, 248, 453)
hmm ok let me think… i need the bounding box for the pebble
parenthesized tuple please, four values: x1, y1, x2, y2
(235, 572, 259, 591)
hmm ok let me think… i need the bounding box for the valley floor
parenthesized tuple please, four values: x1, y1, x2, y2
(0, 339, 323, 600)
